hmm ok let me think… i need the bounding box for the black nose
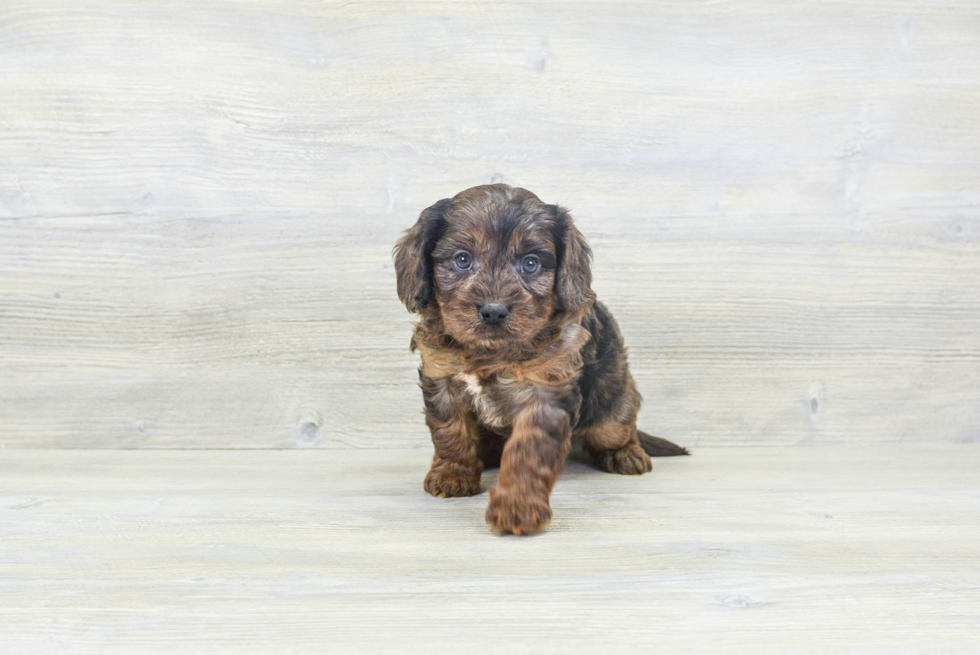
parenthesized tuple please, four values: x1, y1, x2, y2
(479, 303, 509, 326)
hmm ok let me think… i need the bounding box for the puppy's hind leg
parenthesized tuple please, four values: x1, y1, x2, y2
(581, 421, 652, 475)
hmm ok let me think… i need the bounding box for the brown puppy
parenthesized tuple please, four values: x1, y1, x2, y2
(393, 184, 688, 535)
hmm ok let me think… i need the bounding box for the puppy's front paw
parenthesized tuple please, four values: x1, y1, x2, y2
(591, 442, 652, 475)
(485, 486, 551, 535)
(424, 462, 481, 498)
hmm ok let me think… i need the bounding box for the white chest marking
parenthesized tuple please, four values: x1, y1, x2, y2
(461, 374, 482, 396)
(457, 374, 508, 429)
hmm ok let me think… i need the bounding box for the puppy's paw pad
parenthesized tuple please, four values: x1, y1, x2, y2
(485, 487, 551, 535)
(424, 465, 481, 498)
(593, 444, 652, 475)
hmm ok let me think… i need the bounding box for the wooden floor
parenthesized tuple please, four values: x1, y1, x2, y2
(1, 447, 978, 654)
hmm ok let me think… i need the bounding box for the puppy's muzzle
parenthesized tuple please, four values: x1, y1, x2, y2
(479, 303, 510, 326)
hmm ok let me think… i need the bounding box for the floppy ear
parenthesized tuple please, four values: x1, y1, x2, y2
(393, 198, 451, 312)
(549, 204, 596, 311)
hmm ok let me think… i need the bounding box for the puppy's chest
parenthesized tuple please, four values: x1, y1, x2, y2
(454, 373, 515, 429)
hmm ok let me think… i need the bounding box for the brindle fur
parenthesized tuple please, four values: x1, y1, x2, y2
(394, 184, 688, 535)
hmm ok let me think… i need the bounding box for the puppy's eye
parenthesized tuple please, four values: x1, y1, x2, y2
(520, 255, 541, 275)
(454, 251, 473, 271)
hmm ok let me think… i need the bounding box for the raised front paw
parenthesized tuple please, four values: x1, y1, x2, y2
(485, 486, 552, 535)
(590, 442, 652, 475)
(424, 461, 482, 498)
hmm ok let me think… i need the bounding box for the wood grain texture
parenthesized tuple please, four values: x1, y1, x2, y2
(1, 446, 978, 654)
(1, 1, 979, 447)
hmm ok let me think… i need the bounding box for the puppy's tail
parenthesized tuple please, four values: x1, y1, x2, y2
(637, 430, 690, 457)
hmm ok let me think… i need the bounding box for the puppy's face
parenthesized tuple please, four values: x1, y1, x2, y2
(431, 198, 558, 348)
(394, 185, 595, 350)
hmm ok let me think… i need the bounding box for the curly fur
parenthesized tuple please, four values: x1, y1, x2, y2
(394, 184, 688, 535)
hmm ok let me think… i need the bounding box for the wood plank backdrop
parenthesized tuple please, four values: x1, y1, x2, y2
(1, 1, 978, 448)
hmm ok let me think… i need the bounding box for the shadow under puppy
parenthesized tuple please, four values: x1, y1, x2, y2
(394, 184, 688, 535)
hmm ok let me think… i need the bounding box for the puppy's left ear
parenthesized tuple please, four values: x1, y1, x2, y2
(393, 198, 452, 312)
(549, 205, 596, 311)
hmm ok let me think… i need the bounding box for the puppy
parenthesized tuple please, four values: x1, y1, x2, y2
(393, 184, 688, 535)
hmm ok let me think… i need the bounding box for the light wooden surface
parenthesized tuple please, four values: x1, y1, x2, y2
(2, 1, 979, 448)
(1, 446, 978, 654)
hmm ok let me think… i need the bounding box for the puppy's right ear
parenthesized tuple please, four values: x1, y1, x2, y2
(393, 198, 451, 312)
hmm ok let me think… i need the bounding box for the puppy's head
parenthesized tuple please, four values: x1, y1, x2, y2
(394, 184, 594, 349)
